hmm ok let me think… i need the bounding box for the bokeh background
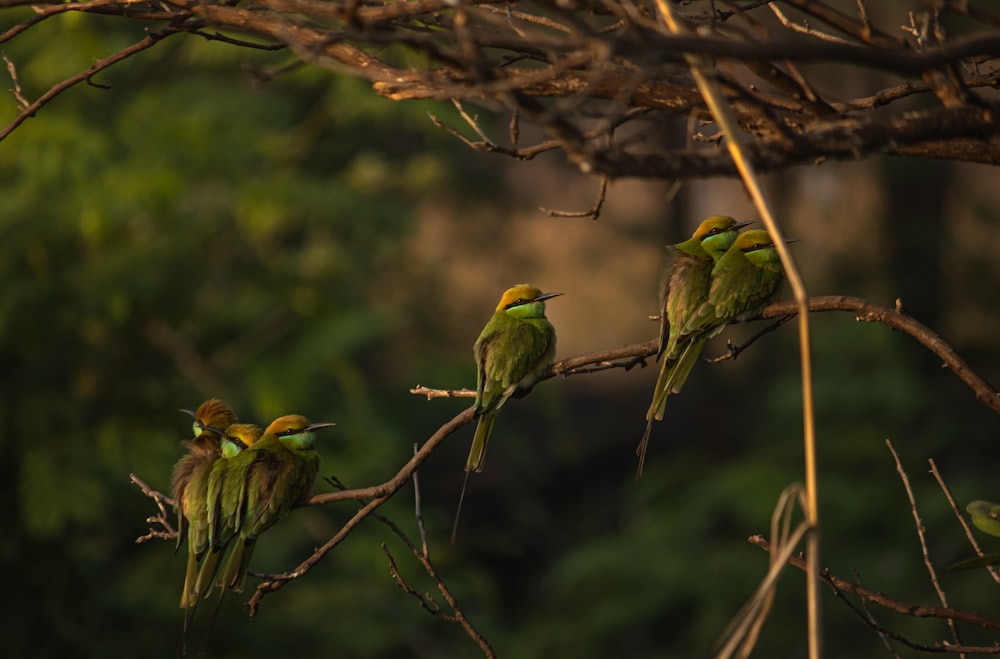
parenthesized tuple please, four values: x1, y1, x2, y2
(3, 9, 1000, 659)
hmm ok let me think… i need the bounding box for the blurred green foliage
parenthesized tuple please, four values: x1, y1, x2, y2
(3, 13, 1000, 659)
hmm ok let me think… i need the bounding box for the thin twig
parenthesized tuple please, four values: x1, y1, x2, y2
(850, 569, 901, 659)
(826, 571, 997, 654)
(409, 385, 477, 400)
(749, 535, 1000, 633)
(769, 2, 857, 44)
(540, 175, 609, 220)
(324, 470, 494, 655)
(0, 27, 180, 142)
(886, 439, 965, 655)
(0, 0, 115, 43)
(129, 472, 177, 543)
(412, 443, 429, 558)
(3, 53, 28, 110)
(929, 459, 1000, 584)
(707, 315, 794, 364)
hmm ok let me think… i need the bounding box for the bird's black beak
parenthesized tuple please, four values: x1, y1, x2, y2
(306, 422, 337, 432)
(179, 408, 195, 418)
(534, 292, 564, 302)
(731, 220, 753, 231)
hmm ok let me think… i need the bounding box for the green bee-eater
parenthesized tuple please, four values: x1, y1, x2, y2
(666, 228, 786, 393)
(453, 284, 560, 540)
(171, 399, 238, 551)
(219, 414, 335, 592)
(638, 229, 785, 472)
(967, 500, 1000, 538)
(188, 423, 263, 605)
(637, 217, 748, 475)
(469, 284, 561, 472)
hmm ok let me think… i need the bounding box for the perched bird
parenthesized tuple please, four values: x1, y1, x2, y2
(454, 284, 561, 540)
(189, 423, 264, 605)
(639, 229, 786, 475)
(637, 217, 748, 476)
(663, 229, 786, 396)
(967, 500, 1000, 538)
(219, 415, 335, 592)
(171, 399, 238, 550)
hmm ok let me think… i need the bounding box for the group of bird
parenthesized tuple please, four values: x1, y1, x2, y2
(168, 215, 786, 629)
(456, 218, 786, 481)
(170, 401, 334, 638)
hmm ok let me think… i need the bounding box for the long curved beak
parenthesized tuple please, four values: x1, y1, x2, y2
(179, 408, 195, 418)
(534, 292, 564, 302)
(306, 422, 337, 432)
(731, 220, 753, 231)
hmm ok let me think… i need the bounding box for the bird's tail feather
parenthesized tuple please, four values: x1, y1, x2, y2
(221, 538, 256, 592)
(466, 415, 495, 473)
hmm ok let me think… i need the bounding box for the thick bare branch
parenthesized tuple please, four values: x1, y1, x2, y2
(3, 1, 1000, 173)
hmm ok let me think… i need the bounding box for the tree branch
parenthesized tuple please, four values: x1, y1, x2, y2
(0, 26, 180, 142)
(749, 535, 1000, 634)
(761, 296, 1000, 415)
(3, 1, 1000, 173)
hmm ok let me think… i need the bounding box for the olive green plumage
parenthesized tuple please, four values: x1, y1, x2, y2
(218, 414, 335, 592)
(637, 229, 785, 475)
(190, 423, 263, 603)
(468, 284, 561, 472)
(637, 218, 747, 476)
(171, 399, 238, 551)
(452, 284, 560, 542)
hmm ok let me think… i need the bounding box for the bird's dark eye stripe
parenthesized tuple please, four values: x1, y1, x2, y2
(278, 428, 304, 436)
(743, 242, 769, 252)
(505, 297, 529, 309)
(228, 436, 250, 450)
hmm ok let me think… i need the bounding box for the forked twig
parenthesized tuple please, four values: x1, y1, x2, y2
(540, 175, 609, 220)
(929, 459, 1000, 584)
(886, 440, 964, 650)
(129, 472, 177, 543)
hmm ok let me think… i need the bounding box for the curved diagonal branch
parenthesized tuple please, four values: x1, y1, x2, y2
(762, 296, 1000, 415)
(0, 27, 180, 142)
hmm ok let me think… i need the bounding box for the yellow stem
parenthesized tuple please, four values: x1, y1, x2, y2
(652, 4, 820, 659)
